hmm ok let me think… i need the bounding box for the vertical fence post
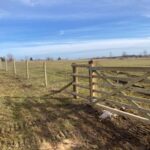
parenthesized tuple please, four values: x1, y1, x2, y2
(13, 59, 16, 76)
(44, 61, 48, 87)
(26, 60, 29, 79)
(0, 59, 2, 69)
(89, 60, 97, 101)
(5, 58, 8, 72)
(72, 63, 78, 99)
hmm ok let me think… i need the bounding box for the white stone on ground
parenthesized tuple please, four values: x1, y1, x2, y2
(99, 110, 118, 121)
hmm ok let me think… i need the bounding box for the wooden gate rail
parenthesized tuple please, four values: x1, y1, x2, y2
(92, 66, 150, 72)
(95, 103, 150, 123)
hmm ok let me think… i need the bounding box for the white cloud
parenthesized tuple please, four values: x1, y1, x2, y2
(59, 26, 103, 35)
(143, 13, 150, 18)
(1, 37, 150, 58)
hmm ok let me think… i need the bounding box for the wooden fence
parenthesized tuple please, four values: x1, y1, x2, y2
(62, 60, 150, 123)
(0, 59, 48, 87)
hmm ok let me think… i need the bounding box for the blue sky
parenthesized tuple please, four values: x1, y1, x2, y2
(0, 0, 150, 59)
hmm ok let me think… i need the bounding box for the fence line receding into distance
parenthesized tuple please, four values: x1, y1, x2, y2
(0, 59, 48, 87)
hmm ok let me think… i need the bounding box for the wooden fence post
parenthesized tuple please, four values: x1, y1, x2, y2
(72, 63, 78, 99)
(13, 59, 16, 76)
(26, 60, 29, 79)
(89, 60, 97, 101)
(44, 61, 48, 87)
(5, 58, 8, 72)
(0, 59, 2, 69)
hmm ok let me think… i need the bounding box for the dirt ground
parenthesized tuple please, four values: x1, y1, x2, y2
(0, 72, 150, 150)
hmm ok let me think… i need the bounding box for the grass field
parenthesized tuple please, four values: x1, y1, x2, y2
(1, 57, 150, 88)
(0, 58, 150, 149)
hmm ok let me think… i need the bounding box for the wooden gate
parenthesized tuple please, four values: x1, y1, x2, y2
(57, 60, 150, 123)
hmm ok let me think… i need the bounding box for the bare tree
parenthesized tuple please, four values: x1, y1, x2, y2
(0, 57, 5, 62)
(109, 52, 112, 58)
(7, 54, 14, 61)
(143, 50, 147, 56)
(58, 57, 61, 61)
(25, 56, 29, 61)
(30, 57, 33, 61)
(122, 51, 127, 57)
(46, 57, 53, 61)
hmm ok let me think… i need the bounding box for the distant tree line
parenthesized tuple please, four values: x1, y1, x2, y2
(1, 50, 148, 61)
(0, 57, 5, 61)
(0, 55, 64, 61)
(93, 50, 150, 60)
(0, 54, 14, 62)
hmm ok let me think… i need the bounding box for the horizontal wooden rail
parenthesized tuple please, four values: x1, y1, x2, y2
(71, 73, 98, 78)
(118, 94, 150, 104)
(94, 103, 150, 123)
(72, 64, 90, 68)
(94, 97, 150, 114)
(72, 74, 90, 78)
(104, 75, 132, 82)
(92, 67, 150, 72)
(131, 87, 150, 95)
(104, 75, 150, 84)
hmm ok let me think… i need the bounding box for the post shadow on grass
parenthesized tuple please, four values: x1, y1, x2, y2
(1, 94, 150, 149)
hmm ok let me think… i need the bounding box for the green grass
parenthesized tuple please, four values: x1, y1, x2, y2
(0, 58, 150, 149)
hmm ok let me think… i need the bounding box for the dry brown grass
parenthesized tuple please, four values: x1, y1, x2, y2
(0, 58, 150, 149)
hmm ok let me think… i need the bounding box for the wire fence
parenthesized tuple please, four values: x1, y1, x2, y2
(0, 59, 73, 89)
